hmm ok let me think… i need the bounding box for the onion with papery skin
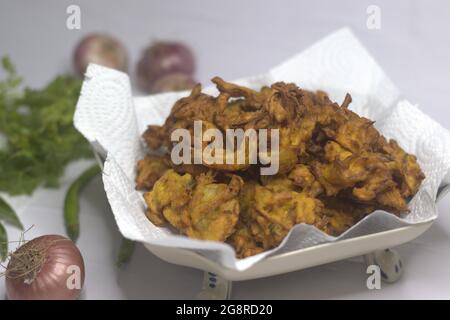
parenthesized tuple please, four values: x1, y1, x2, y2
(73, 33, 128, 76)
(150, 73, 197, 93)
(137, 41, 195, 93)
(5, 235, 85, 300)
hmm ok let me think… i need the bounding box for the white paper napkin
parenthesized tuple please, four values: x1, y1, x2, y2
(74, 28, 450, 271)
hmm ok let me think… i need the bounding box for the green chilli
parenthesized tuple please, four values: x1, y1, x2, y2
(64, 164, 101, 242)
(0, 222, 7, 261)
(116, 237, 135, 267)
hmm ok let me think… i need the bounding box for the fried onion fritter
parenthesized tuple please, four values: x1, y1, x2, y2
(227, 223, 265, 258)
(144, 170, 243, 242)
(249, 184, 324, 250)
(316, 197, 374, 236)
(138, 78, 425, 258)
(185, 173, 243, 241)
(144, 169, 193, 227)
(135, 155, 170, 190)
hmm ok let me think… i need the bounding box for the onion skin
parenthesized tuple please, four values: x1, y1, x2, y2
(5, 235, 85, 300)
(73, 33, 128, 76)
(150, 73, 197, 93)
(137, 41, 195, 92)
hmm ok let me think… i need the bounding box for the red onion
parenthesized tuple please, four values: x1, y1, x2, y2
(137, 41, 195, 92)
(5, 235, 85, 300)
(73, 33, 128, 76)
(150, 73, 197, 93)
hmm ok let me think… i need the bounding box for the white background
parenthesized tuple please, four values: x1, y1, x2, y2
(0, 0, 449, 299)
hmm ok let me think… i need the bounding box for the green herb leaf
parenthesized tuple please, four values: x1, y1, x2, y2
(0, 196, 23, 229)
(0, 57, 93, 195)
(0, 222, 7, 261)
(2, 56, 16, 74)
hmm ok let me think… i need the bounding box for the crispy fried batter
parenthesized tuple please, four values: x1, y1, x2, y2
(250, 184, 323, 249)
(376, 137, 425, 198)
(184, 173, 243, 241)
(288, 164, 323, 197)
(227, 223, 265, 258)
(135, 155, 170, 190)
(143, 170, 243, 242)
(316, 197, 373, 236)
(144, 169, 193, 227)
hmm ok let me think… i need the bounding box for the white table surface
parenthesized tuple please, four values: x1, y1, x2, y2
(0, 0, 449, 299)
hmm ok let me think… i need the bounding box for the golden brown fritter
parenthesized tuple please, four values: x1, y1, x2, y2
(135, 155, 170, 190)
(184, 173, 243, 241)
(248, 184, 324, 250)
(323, 141, 352, 162)
(288, 164, 323, 197)
(143, 170, 243, 242)
(144, 169, 193, 227)
(227, 223, 264, 258)
(315, 197, 373, 236)
(138, 78, 425, 259)
(376, 137, 424, 198)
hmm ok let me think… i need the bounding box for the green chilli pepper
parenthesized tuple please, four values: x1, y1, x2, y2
(0, 222, 7, 261)
(64, 164, 101, 242)
(116, 237, 135, 267)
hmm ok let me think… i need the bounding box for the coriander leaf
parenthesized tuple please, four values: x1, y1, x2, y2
(2, 56, 15, 74)
(0, 57, 93, 195)
(0, 196, 23, 229)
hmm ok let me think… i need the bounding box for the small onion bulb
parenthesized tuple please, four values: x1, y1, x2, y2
(150, 73, 197, 93)
(5, 235, 85, 300)
(137, 41, 195, 92)
(73, 33, 128, 76)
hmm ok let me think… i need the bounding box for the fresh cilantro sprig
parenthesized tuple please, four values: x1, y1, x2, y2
(0, 57, 93, 195)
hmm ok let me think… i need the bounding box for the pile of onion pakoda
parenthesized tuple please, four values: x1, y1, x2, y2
(136, 77, 425, 258)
